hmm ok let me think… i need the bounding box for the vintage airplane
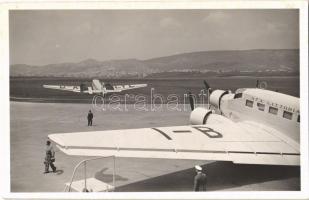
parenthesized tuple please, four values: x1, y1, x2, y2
(43, 79, 147, 96)
(48, 81, 300, 166)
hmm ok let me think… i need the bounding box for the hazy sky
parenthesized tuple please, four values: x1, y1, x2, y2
(10, 9, 299, 65)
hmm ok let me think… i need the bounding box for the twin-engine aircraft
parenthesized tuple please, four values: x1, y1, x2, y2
(48, 81, 300, 166)
(43, 79, 147, 96)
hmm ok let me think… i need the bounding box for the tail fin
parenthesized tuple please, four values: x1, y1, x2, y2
(256, 80, 259, 88)
(92, 79, 102, 91)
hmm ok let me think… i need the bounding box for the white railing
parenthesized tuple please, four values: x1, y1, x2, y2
(64, 156, 116, 192)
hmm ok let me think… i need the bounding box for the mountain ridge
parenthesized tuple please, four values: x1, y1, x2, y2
(10, 49, 299, 78)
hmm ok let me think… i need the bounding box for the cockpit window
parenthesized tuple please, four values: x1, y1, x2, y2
(245, 100, 253, 108)
(257, 103, 265, 111)
(234, 93, 243, 99)
(297, 115, 300, 123)
(269, 106, 278, 115)
(283, 111, 293, 120)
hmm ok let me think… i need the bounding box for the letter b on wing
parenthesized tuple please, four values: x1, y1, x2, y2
(193, 126, 223, 138)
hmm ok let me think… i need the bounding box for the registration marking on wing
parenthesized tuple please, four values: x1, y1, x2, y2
(192, 126, 223, 138)
(151, 128, 172, 140)
(173, 130, 192, 133)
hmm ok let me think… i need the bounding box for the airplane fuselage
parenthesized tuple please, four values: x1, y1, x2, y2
(211, 88, 300, 143)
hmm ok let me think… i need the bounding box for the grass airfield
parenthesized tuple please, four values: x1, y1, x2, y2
(10, 101, 300, 192)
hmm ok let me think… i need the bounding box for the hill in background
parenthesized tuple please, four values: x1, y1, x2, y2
(10, 49, 299, 78)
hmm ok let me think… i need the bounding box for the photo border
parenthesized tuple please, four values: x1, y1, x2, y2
(0, 0, 308, 199)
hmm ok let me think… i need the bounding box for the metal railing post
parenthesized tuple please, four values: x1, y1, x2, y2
(113, 156, 115, 191)
(65, 156, 115, 192)
(84, 161, 87, 191)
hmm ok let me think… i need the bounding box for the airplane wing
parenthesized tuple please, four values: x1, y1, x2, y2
(43, 85, 89, 93)
(112, 84, 147, 92)
(48, 121, 300, 166)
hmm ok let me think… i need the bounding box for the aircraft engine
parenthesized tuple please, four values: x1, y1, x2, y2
(190, 107, 235, 125)
(189, 107, 213, 125)
(209, 89, 229, 109)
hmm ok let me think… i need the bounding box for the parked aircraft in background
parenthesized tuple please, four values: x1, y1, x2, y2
(43, 79, 147, 96)
(49, 80, 300, 166)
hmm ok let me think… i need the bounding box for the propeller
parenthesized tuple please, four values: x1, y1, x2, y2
(203, 80, 213, 94)
(187, 80, 212, 111)
(256, 80, 260, 88)
(203, 80, 212, 109)
(188, 91, 195, 111)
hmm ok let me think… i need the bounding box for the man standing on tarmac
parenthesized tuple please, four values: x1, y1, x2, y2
(87, 110, 94, 126)
(44, 140, 56, 174)
(193, 165, 207, 191)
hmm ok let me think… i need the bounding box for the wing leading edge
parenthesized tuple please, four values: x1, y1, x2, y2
(43, 84, 147, 94)
(48, 123, 299, 166)
(43, 85, 88, 93)
(112, 84, 147, 92)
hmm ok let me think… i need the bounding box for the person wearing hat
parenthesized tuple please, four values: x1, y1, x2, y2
(87, 110, 94, 126)
(44, 140, 56, 174)
(193, 165, 207, 191)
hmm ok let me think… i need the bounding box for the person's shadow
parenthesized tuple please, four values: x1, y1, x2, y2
(44, 169, 64, 175)
(55, 169, 64, 175)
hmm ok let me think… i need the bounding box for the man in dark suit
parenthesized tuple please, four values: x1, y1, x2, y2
(87, 110, 94, 126)
(194, 165, 207, 191)
(44, 140, 56, 173)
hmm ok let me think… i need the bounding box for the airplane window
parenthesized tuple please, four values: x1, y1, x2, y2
(234, 93, 243, 99)
(257, 103, 265, 111)
(268, 106, 278, 115)
(283, 111, 293, 120)
(245, 100, 253, 108)
(297, 115, 300, 123)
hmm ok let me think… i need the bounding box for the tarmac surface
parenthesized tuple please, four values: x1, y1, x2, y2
(10, 101, 300, 192)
